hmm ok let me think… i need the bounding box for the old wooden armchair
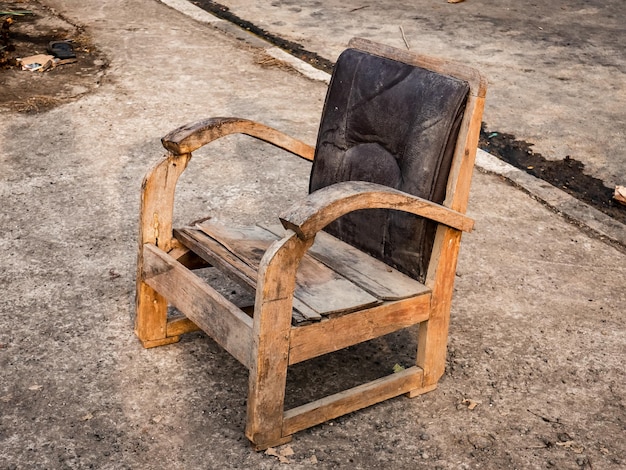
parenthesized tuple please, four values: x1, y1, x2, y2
(135, 38, 486, 449)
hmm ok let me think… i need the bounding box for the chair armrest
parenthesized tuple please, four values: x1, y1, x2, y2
(161, 117, 315, 161)
(279, 181, 474, 240)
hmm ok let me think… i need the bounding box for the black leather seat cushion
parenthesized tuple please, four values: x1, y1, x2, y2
(309, 48, 470, 281)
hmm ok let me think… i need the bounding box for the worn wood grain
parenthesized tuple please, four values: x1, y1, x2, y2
(280, 181, 473, 241)
(288, 295, 431, 365)
(162, 117, 315, 160)
(175, 227, 258, 287)
(282, 366, 424, 436)
(263, 224, 429, 301)
(444, 92, 486, 213)
(142, 243, 253, 367)
(135, 152, 191, 347)
(196, 221, 380, 318)
(245, 232, 313, 448)
(175, 227, 320, 322)
(417, 225, 463, 385)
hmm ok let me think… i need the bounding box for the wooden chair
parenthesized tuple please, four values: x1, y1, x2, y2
(135, 37, 486, 450)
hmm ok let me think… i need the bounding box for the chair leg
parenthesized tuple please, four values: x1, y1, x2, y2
(135, 279, 180, 348)
(134, 153, 191, 348)
(244, 292, 294, 450)
(244, 232, 311, 450)
(416, 227, 462, 386)
(245, 366, 293, 450)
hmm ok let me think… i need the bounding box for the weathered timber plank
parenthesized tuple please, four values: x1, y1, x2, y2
(279, 181, 473, 241)
(444, 91, 485, 213)
(175, 227, 317, 323)
(142, 244, 253, 368)
(196, 221, 380, 317)
(196, 223, 276, 269)
(176, 227, 318, 321)
(288, 295, 430, 365)
(310, 231, 429, 300)
(263, 224, 429, 301)
(282, 366, 423, 436)
(161, 117, 315, 161)
(175, 227, 258, 287)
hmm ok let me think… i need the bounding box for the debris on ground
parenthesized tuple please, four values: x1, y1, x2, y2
(0, 9, 33, 15)
(1, 15, 15, 66)
(461, 398, 481, 410)
(1, 9, 33, 67)
(265, 445, 295, 464)
(19, 53, 54, 71)
(614, 185, 626, 206)
(18, 51, 76, 71)
(48, 40, 76, 59)
(0, 1, 106, 112)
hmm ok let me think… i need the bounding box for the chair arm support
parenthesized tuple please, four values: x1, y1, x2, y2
(161, 117, 315, 161)
(279, 181, 474, 240)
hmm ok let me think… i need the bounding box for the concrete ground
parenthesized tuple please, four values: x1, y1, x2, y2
(196, 0, 626, 190)
(0, 0, 625, 469)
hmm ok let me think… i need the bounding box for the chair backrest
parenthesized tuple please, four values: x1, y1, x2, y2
(309, 43, 472, 281)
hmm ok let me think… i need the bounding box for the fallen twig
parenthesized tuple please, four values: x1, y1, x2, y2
(527, 409, 562, 424)
(399, 26, 410, 50)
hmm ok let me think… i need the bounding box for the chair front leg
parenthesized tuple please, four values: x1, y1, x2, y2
(245, 231, 313, 450)
(417, 225, 463, 386)
(135, 152, 191, 348)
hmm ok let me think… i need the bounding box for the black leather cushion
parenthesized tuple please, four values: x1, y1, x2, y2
(309, 48, 469, 281)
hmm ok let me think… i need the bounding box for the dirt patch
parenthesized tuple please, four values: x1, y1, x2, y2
(479, 126, 626, 225)
(0, 0, 107, 112)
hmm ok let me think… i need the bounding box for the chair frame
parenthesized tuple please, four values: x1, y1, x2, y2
(135, 38, 487, 450)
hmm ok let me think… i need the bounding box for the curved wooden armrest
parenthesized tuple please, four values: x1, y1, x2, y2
(161, 117, 315, 161)
(279, 181, 474, 240)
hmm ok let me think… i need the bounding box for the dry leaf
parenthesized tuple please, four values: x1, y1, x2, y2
(265, 446, 292, 464)
(280, 445, 295, 457)
(152, 415, 163, 423)
(265, 447, 279, 457)
(82, 413, 94, 421)
(28, 384, 43, 391)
